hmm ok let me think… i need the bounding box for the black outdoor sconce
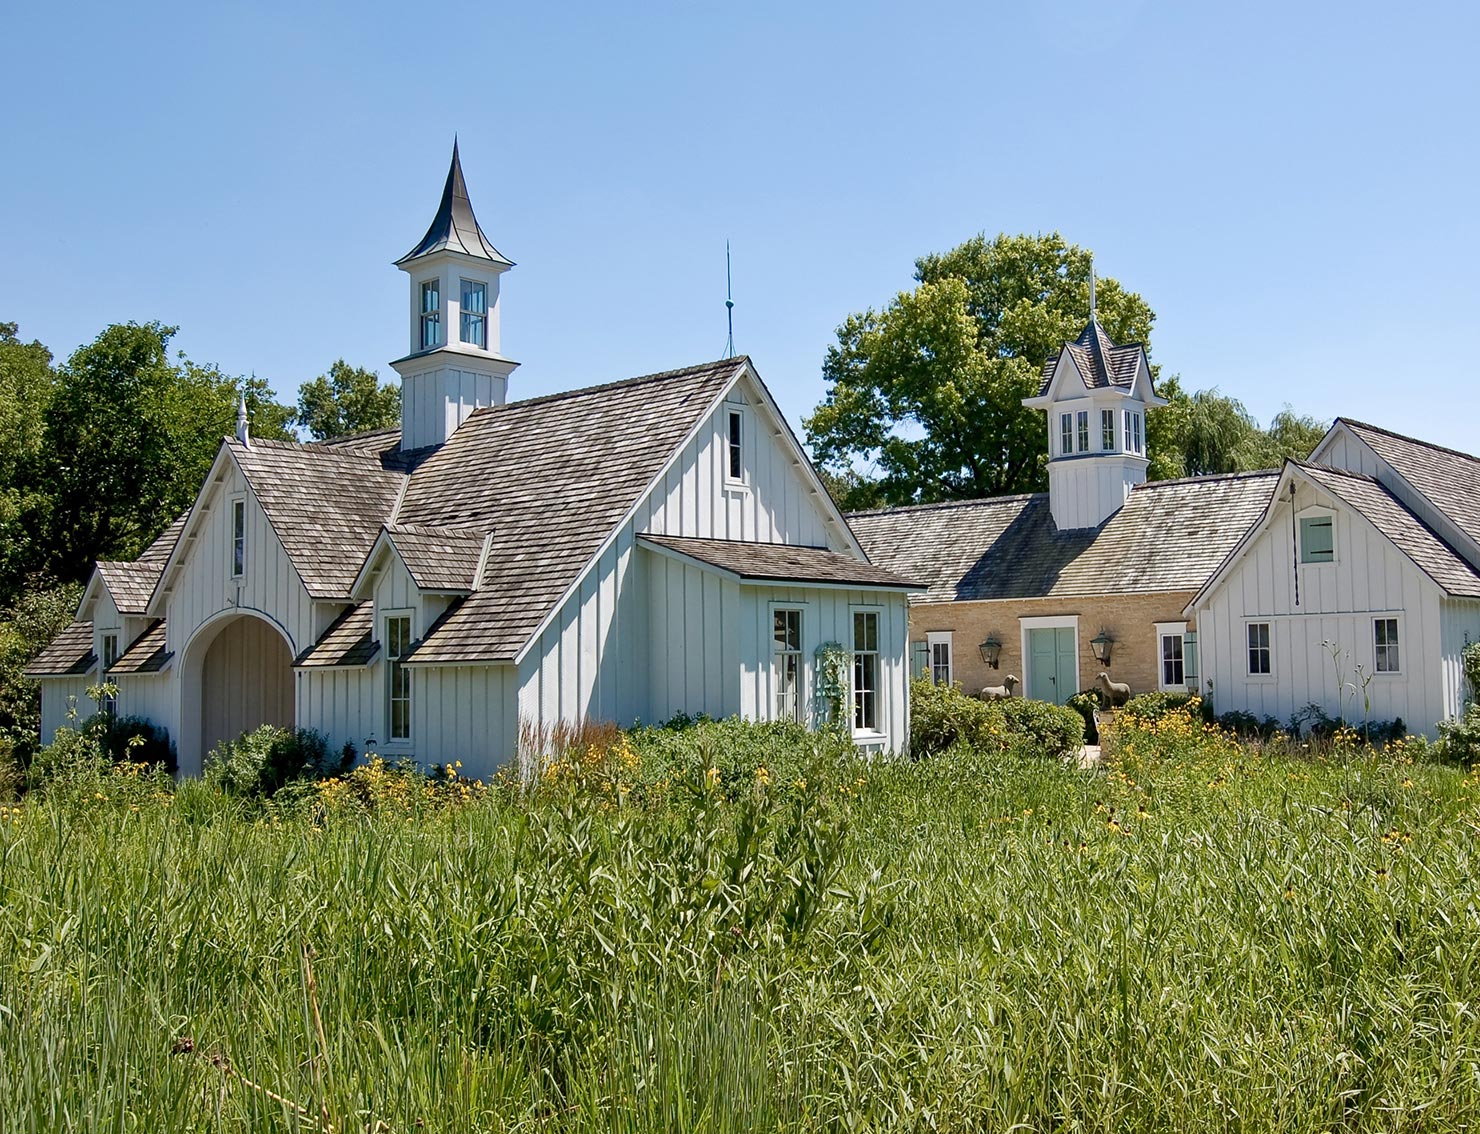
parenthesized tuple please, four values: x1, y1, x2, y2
(1090, 630, 1114, 666)
(978, 634, 1002, 669)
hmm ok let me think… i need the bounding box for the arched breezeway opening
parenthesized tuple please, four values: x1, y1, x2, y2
(178, 610, 296, 777)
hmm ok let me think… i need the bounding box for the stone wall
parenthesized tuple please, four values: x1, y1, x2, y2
(909, 591, 1199, 701)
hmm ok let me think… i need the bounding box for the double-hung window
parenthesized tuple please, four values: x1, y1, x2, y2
(773, 608, 802, 722)
(1374, 618, 1401, 673)
(1132, 411, 1143, 454)
(1102, 408, 1116, 451)
(420, 280, 441, 349)
(852, 611, 880, 733)
(1060, 412, 1073, 457)
(101, 633, 119, 716)
(1247, 622, 1272, 676)
(1156, 623, 1187, 691)
(1076, 410, 1090, 452)
(927, 631, 952, 685)
(231, 499, 246, 578)
(727, 409, 744, 482)
(1300, 515, 1334, 563)
(460, 279, 486, 347)
(386, 615, 413, 743)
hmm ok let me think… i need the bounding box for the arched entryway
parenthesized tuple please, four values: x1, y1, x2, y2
(179, 612, 295, 776)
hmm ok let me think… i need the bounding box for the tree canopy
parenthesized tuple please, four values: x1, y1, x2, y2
(805, 233, 1153, 510)
(1148, 376, 1327, 480)
(296, 360, 401, 440)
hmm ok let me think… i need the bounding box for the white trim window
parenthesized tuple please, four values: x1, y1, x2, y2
(101, 633, 119, 716)
(1299, 513, 1335, 564)
(385, 613, 414, 743)
(1374, 617, 1401, 674)
(459, 279, 487, 347)
(852, 609, 881, 734)
(1247, 622, 1272, 676)
(420, 279, 442, 350)
(1101, 408, 1115, 451)
(1132, 411, 1143, 455)
(927, 630, 952, 685)
(1076, 409, 1090, 452)
(773, 607, 803, 722)
(1060, 412, 1073, 457)
(1155, 622, 1188, 691)
(230, 498, 246, 579)
(727, 408, 745, 483)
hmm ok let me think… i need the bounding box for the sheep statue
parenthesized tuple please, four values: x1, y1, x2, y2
(981, 674, 1019, 702)
(1094, 671, 1132, 709)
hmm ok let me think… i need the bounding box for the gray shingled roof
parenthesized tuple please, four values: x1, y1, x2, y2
(97, 515, 186, 614)
(640, 536, 922, 590)
(396, 141, 512, 267)
(1298, 464, 1480, 598)
(385, 525, 487, 592)
(400, 359, 744, 663)
(295, 604, 378, 668)
(230, 436, 407, 601)
(848, 471, 1279, 604)
(109, 620, 172, 675)
(1037, 319, 1145, 397)
(25, 621, 96, 677)
(1338, 420, 1480, 556)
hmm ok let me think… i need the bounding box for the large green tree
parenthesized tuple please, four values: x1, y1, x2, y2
(806, 233, 1154, 509)
(1148, 376, 1327, 479)
(0, 324, 56, 600)
(296, 360, 401, 440)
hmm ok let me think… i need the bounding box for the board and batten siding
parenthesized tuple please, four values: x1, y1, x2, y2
(39, 676, 96, 743)
(1440, 600, 1480, 718)
(298, 666, 377, 762)
(1193, 477, 1448, 735)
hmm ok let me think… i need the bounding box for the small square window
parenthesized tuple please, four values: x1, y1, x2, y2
(1247, 622, 1272, 676)
(1374, 618, 1400, 673)
(1300, 515, 1334, 563)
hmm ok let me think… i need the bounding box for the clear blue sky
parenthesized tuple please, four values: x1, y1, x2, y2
(3, 1, 1477, 452)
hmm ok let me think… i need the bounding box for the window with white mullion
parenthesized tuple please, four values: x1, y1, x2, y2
(230, 498, 246, 579)
(852, 610, 880, 733)
(459, 279, 486, 347)
(927, 631, 952, 685)
(1247, 622, 1272, 676)
(1101, 408, 1116, 451)
(101, 633, 119, 716)
(773, 608, 803, 722)
(1060, 412, 1073, 457)
(1374, 618, 1401, 673)
(1076, 410, 1090, 452)
(420, 280, 442, 350)
(386, 614, 414, 742)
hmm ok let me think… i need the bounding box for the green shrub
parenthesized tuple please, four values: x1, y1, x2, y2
(994, 696, 1086, 759)
(1066, 689, 1100, 744)
(910, 679, 1084, 760)
(1215, 709, 1283, 738)
(203, 726, 351, 798)
(1438, 705, 1480, 767)
(626, 714, 855, 802)
(1121, 690, 1214, 727)
(102, 715, 175, 774)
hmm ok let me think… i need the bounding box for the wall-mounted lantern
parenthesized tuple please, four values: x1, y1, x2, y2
(1090, 630, 1114, 666)
(979, 634, 1003, 669)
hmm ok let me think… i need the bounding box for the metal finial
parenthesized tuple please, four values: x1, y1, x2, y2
(1088, 256, 1097, 324)
(236, 394, 250, 447)
(723, 241, 736, 360)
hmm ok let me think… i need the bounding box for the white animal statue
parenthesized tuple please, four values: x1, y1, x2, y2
(1094, 671, 1131, 708)
(981, 674, 1019, 701)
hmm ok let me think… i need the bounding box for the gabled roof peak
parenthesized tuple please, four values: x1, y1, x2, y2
(1036, 318, 1148, 398)
(396, 141, 513, 268)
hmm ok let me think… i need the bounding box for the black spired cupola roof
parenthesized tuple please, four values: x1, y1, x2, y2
(396, 141, 513, 268)
(1036, 318, 1145, 396)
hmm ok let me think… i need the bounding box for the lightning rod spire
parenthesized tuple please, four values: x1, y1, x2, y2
(723, 241, 736, 359)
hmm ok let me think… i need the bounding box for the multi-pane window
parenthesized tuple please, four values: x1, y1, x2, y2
(101, 633, 119, 716)
(1132, 411, 1143, 454)
(852, 611, 880, 733)
(1102, 408, 1115, 451)
(1060, 412, 1073, 456)
(1247, 622, 1272, 675)
(460, 279, 486, 347)
(1076, 410, 1090, 452)
(773, 608, 802, 722)
(928, 632, 952, 685)
(386, 615, 413, 742)
(231, 499, 245, 578)
(1374, 618, 1401, 673)
(727, 410, 743, 481)
(420, 280, 441, 349)
(1300, 515, 1334, 563)
(1123, 409, 1132, 454)
(1160, 632, 1185, 689)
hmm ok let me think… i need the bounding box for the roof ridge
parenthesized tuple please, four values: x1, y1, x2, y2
(1339, 418, 1480, 465)
(847, 492, 1045, 518)
(480, 357, 748, 415)
(315, 426, 401, 447)
(1133, 468, 1282, 490)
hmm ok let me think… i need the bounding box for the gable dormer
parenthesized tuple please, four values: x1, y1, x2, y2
(1023, 316, 1165, 531)
(390, 142, 519, 451)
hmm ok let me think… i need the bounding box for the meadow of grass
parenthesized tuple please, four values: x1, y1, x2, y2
(3, 707, 1480, 1131)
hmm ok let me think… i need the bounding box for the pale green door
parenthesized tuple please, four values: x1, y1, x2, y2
(1027, 627, 1077, 705)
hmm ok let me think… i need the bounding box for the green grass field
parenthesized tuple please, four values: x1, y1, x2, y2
(3, 708, 1480, 1132)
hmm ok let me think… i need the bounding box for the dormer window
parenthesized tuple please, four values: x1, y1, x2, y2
(420, 280, 442, 349)
(230, 498, 245, 578)
(1101, 409, 1115, 451)
(460, 279, 486, 347)
(1060, 413, 1072, 456)
(1300, 514, 1334, 563)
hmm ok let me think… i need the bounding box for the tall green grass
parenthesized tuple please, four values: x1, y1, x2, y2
(2, 713, 1479, 1131)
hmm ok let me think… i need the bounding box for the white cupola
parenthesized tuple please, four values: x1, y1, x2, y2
(1022, 278, 1166, 531)
(390, 141, 518, 451)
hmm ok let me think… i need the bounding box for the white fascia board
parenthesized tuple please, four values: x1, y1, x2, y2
(349, 529, 396, 601)
(144, 440, 240, 617)
(1185, 461, 1301, 615)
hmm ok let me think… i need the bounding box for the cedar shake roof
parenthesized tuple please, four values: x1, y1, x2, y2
(230, 435, 408, 600)
(1037, 319, 1145, 396)
(295, 604, 378, 668)
(848, 470, 1280, 604)
(384, 525, 487, 592)
(1337, 420, 1480, 554)
(25, 620, 96, 677)
(401, 358, 744, 663)
(396, 141, 512, 267)
(97, 515, 186, 614)
(109, 620, 171, 675)
(640, 536, 923, 590)
(1297, 464, 1480, 598)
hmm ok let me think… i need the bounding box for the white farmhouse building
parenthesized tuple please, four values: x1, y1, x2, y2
(27, 146, 921, 776)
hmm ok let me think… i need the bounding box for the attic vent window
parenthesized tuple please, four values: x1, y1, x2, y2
(727, 409, 744, 482)
(230, 498, 246, 578)
(1300, 515, 1334, 563)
